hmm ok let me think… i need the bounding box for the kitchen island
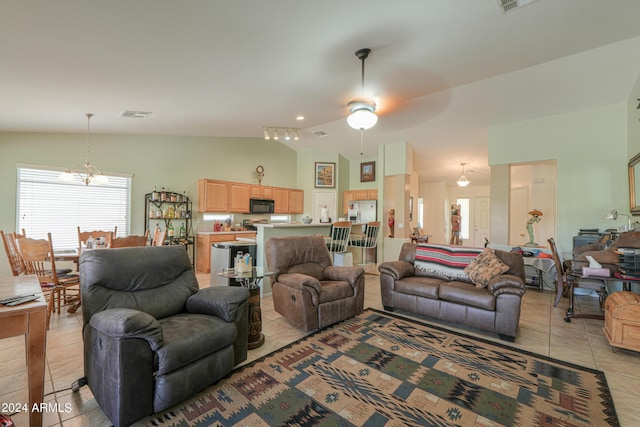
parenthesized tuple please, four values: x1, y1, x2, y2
(255, 223, 331, 294)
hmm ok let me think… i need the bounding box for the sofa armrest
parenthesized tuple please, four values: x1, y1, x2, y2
(486, 274, 526, 297)
(89, 308, 163, 351)
(324, 266, 365, 288)
(187, 286, 250, 322)
(378, 260, 415, 280)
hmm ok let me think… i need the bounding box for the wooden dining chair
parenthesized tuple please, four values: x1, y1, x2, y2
(152, 227, 166, 246)
(111, 231, 150, 248)
(15, 233, 80, 324)
(78, 226, 116, 249)
(1, 230, 27, 276)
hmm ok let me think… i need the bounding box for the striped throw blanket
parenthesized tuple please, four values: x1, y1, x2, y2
(415, 244, 483, 281)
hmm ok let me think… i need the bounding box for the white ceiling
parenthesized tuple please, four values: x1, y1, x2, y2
(2, 0, 640, 185)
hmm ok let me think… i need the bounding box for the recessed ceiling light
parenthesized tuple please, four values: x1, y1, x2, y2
(296, 115, 305, 121)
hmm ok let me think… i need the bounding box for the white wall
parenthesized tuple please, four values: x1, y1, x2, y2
(489, 104, 628, 257)
(0, 132, 298, 277)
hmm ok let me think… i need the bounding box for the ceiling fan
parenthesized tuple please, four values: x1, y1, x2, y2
(347, 48, 378, 155)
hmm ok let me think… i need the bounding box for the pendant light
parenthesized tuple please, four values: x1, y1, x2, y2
(347, 48, 378, 155)
(456, 163, 470, 187)
(59, 113, 109, 186)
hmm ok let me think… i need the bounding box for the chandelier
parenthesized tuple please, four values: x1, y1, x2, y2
(456, 163, 470, 187)
(59, 113, 109, 186)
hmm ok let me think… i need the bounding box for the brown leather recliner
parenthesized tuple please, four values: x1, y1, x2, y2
(265, 235, 365, 331)
(574, 231, 640, 271)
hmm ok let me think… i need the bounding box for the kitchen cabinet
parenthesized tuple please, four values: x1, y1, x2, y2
(343, 189, 377, 214)
(198, 179, 228, 212)
(199, 178, 303, 214)
(229, 183, 250, 212)
(289, 189, 304, 214)
(250, 185, 273, 199)
(273, 187, 290, 214)
(196, 232, 256, 272)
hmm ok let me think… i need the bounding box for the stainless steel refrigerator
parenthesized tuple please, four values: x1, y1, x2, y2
(347, 200, 377, 224)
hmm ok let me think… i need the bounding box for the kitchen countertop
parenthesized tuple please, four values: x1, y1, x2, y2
(197, 230, 257, 235)
(255, 223, 332, 228)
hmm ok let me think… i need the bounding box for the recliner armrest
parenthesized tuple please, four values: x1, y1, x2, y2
(89, 308, 163, 351)
(486, 274, 526, 297)
(378, 260, 415, 280)
(324, 266, 365, 288)
(277, 273, 322, 293)
(186, 286, 250, 322)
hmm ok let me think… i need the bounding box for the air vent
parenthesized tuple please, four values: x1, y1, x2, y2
(120, 110, 153, 119)
(496, 0, 541, 14)
(313, 130, 328, 137)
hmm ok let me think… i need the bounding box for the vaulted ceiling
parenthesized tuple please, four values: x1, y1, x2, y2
(2, 0, 640, 185)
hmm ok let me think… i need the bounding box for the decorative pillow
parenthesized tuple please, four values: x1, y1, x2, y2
(415, 244, 483, 282)
(464, 248, 510, 288)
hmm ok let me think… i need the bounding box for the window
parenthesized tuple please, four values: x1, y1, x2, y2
(17, 164, 132, 250)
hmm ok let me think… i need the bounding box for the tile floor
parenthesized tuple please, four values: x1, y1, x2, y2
(1, 271, 639, 426)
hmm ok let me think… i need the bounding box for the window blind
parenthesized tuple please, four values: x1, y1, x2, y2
(17, 165, 132, 250)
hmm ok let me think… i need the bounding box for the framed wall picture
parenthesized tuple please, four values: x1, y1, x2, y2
(360, 161, 375, 182)
(315, 162, 336, 188)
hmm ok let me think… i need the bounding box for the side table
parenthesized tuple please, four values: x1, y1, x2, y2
(218, 267, 277, 349)
(0, 275, 47, 427)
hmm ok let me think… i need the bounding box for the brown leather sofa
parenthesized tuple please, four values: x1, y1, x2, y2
(378, 243, 526, 341)
(266, 234, 365, 331)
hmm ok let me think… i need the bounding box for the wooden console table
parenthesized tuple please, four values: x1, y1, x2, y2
(0, 275, 47, 427)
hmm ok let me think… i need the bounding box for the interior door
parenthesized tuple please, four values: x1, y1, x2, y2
(474, 196, 490, 247)
(313, 191, 336, 223)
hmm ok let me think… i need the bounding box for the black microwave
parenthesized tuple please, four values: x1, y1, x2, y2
(250, 198, 274, 214)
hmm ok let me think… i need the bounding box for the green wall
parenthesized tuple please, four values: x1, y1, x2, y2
(0, 132, 298, 277)
(488, 103, 628, 256)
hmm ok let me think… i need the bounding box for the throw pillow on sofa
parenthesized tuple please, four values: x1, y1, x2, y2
(464, 248, 510, 287)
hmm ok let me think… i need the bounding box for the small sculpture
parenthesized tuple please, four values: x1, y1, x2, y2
(450, 204, 461, 245)
(388, 209, 395, 238)
(524, 209, 542, 247)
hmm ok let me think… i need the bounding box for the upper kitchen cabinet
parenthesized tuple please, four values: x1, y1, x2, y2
(198, 179, 228, 212)
(353, 189, 378, 200)
(342, 189, 377, 214)
(289, 189, 304, 214)
(228, 182, 250, 212)
(250, 185, 273, 199)
(273, 187, 290, 214)
(199, 179, 303, 214)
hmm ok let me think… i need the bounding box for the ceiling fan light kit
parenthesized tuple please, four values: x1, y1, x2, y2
(347, 48, 378, 155)
(347, 100, 378, 130)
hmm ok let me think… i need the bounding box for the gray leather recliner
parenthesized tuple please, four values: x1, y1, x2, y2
(76, 245, 249, 427)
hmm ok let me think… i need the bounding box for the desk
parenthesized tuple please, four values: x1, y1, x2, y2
(0, 275, 47, 427)
(218, 267, 277, 349)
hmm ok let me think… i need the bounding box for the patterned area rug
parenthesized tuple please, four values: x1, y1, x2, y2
(144, 309, 619, 426)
